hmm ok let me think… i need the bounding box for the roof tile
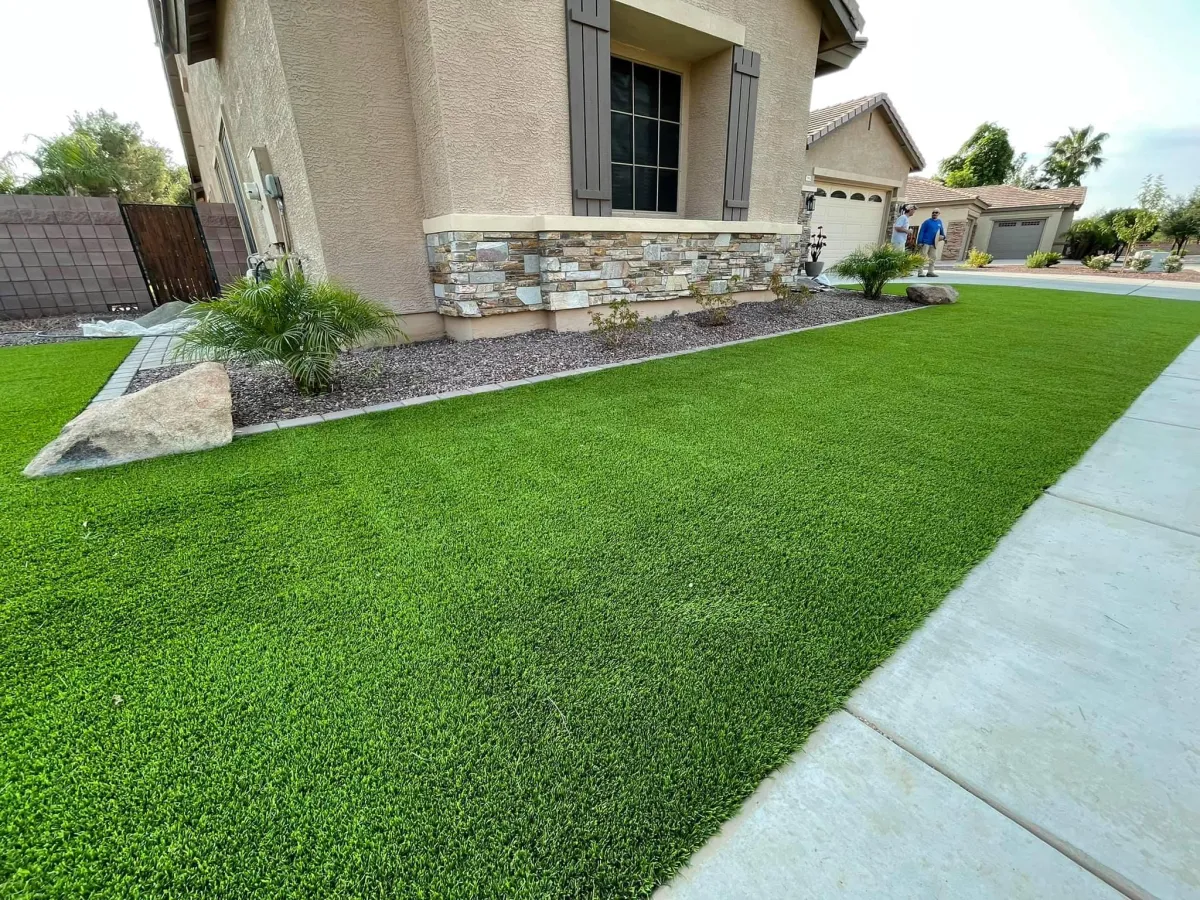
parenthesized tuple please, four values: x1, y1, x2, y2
(904, 177, 1086, 210)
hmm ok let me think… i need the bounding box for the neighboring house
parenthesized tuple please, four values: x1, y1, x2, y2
(147, 0, 869, 340)
(902, 178, 988, 263)
(904, 178, 1087, 261)
(805, 93, 925, 264)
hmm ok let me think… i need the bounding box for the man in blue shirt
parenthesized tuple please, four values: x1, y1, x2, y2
(916, 209, 946, 277)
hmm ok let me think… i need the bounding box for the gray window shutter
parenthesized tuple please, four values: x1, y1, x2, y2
(566, 0, 612, 216)
(723, 47, 760, 222)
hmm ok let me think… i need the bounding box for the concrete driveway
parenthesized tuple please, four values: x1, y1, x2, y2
(658, 336, 1200, 899)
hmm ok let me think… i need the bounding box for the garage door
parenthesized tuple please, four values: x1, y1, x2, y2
(987, 219, 1046, 259)
(811, 184, 888, 264)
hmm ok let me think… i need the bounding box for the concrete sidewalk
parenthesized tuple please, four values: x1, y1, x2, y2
(833, 270, 1200, 302)
(658, 336, 1200, 899)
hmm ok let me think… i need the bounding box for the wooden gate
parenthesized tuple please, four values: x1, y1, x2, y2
(121, 203, 220, 306)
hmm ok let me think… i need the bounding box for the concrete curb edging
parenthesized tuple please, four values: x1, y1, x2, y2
(229, 304, 934, 438)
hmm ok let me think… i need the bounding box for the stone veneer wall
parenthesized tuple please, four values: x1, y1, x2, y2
(426, 227, 811, 318)
(941, 220, 968, 261)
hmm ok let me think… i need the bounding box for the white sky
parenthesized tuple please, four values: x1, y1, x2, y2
(2, 0, 1198, 214)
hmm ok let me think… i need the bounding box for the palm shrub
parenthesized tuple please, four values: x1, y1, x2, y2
(831, 245, 922, 300)
(174, 268, 403, 394)
(1026, 251, 1062, 268)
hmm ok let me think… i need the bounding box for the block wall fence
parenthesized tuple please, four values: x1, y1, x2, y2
(0, 195, 248, 320)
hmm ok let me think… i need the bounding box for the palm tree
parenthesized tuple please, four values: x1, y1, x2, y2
(1041, 126, 1109, 188)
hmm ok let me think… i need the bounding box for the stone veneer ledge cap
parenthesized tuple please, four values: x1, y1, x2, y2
(422, 214, 809, 236)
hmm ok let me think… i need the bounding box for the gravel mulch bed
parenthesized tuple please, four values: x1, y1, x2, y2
(127, 290, 921, 427)
(974, 265, 1200, 283)
(0, 313, 138, 347)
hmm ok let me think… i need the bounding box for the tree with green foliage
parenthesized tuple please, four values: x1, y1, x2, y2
(1136, 174, 1169, 216)
(936, 123, 1016, 188)
(1062, 217, 1119, 260)
(1041, 125, 1108, 188)
(1161, 207, 1200, 254)
(1, 110, 191, 204)
(1006, 151, 1044, 189)
(1109, 209, 1159, 267)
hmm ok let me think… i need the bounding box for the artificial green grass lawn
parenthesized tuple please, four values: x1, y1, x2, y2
(3, 287, 1199, 897)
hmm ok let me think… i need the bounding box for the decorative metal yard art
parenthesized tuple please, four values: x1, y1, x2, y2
(806, 226, 829, 277)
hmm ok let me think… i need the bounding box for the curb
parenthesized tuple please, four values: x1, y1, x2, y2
(231, 304, 933, 438)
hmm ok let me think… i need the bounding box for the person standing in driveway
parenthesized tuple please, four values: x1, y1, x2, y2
(916, 209, 946, 277)
(891, 204, 914, 248)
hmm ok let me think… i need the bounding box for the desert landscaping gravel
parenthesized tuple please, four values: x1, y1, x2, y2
(127, 290, 921, 427)
(0, 313, 137, 347)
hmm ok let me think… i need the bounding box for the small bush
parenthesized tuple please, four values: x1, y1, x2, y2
(589, 297, 648, 349)
(688, 277, 739, 326)
(831, 245, 922, 300)
(1025, 251, 1062, 269)
(1163, 255, 1184, 274)
(768, 270, 810, 313)
(174, 267, 403, 394)
(964, 248, 993, 268)
(1128, 253, 1151, 272)
(1084, 253, 1116, 270)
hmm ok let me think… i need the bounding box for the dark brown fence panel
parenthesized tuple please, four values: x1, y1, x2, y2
(121, 202, 219, 306)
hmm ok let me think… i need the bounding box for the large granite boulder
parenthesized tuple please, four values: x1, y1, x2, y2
(906, 284, 959, 305)
(24, 363, 233, 478)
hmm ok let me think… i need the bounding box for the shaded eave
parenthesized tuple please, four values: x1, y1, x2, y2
(816, 0, 867, 76)
(148, 0, 218, 65)
(146, 0, 209, 198)
(808, 94, 926, 172)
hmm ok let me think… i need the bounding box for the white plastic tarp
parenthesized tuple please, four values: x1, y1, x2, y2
(80, 318, 197, 338)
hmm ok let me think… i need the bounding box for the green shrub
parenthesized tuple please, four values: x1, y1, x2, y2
(1025, 251, 1062, 269)
(831, 245, 922, 300)
(1063, 217, 1119, 259)
(1163, 255, 1184, 274)
(174, 267, 403, 394)
(964, 248, 993, 268)
(768, 270, 810, 312)
(1084, 253, 1116, 270)
(1128, 254, 1151, 272)
(689, 276, 739, 325)
(589, 297, 648, 349)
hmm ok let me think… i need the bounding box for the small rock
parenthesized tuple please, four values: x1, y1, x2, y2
(24, 363, 233, 477)
(906, 284, 959, 305)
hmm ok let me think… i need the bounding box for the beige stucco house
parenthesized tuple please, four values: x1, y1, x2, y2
(149, 0, 874, 340)
(903, 177, 1086, 262)
(804, 93, 925, 264)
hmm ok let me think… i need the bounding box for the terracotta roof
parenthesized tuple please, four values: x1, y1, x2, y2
(903, 177, 979, 205)
(807, 93, 925, 171)
(969, 184, 1086, 209)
